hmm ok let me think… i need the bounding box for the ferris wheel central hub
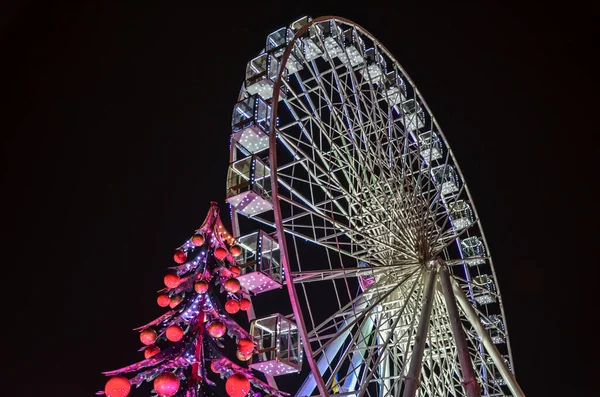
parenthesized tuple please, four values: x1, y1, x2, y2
(424, 259, 437, 270)
(425, 257, 444, 271)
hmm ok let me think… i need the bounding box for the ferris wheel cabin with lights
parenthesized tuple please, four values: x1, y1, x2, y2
(224, 15, 526, 397)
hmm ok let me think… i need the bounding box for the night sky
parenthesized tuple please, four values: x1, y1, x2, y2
(3, 2, 596, 396)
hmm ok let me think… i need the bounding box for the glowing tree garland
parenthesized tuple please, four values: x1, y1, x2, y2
(99, 202, 286, 397)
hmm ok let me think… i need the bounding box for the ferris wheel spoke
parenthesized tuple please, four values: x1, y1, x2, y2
(451, 280, 523, 396)
(290, 56, 403, 204)
(462, 326, 507, 396)
(323, 314, 375, 393)
(327, 71, 402, 200)
(430, 228, 462, 254)
(426, 182, 473, 254)
(296, 291, 395, 397)
(276, 187, 416, 262)
(290, 262, 415, 283)
(281, 86, 382, 218)
(349, 89, 427, 246)
(276, 165, 426, 264)
(329, 272, 425, 396)
(338, 319, 374, 395)
(277, 115, 394, 239)
(286, 63, 368, 161)
(352, 69, 407, 177)
(280, 73, 436, 265)
(353, 277, 426, 397)
(308, 268, 421, 356)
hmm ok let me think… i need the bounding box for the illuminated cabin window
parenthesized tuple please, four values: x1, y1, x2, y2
(481, 314, 503, 330)
(249, 314, 302, 376)
(235, 230, 282, 294)
(486, 355, 512, 385)
(448, 199, 473, 230)
(231, 95, 272, 154)
(460, 236, 486, 266)
(265, 26, 303, 74)
(340, 28, 365, 68)
(289, 15, 311, 33)
(476, 355, 512, 387)
(481, 315, 505, 345)
(489, 329, 506, 345)
(266, 27, 291, 54)
(472, 274, 496, 305)
(296, 22, 324, 62)
(359, 47, 386, 83)
(380, 71, 407, 105)
(431, 164, 460, 195)
(418, 131, 443, 163)
(225, 155, 273, 217)
(400, 99, 425, 131)
(245, 53, 287, 101)
(321, 22, 347, 62)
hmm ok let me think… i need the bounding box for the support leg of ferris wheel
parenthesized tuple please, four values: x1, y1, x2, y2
(401, 268, 438, 397)
(451, 279, 526, 397)
(378, 321, 392, 397)
(438, 263, 481, 397)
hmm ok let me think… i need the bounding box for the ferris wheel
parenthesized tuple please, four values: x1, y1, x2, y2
(224, 15, 525, 397)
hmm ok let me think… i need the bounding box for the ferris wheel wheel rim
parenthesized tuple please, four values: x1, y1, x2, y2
(229, 15, 515, 397)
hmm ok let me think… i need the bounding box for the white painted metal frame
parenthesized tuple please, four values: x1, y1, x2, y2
(227, 15, 525, 397)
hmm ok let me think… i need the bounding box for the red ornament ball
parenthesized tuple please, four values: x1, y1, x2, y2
(237, 338, 254, 355)
(210, 361, 220, 374)
(191, 234, 205, 246)
(214, 247, 228, 260)
(194, 280, 209, 294)
(140, 329, 157, 345)
(144, 345, 161, 359)
(229, 265, 241, 276)
(157, 294, 171, 307)
(105, 376, 130, 397)
(236, 350, 252, 361)
(224, 278, 241, 293)
(166, 325, 184, 342)
(163, 274, 181, 289)
(173, 250, 187, 264)
(153, 372, 180, 397)
(225, 373, 251, 397)
(230, 245, 242, 257)
(224, 299, 240, 314)
(169, 295, 183, 308)
(207, 320, 226, 338)
(239, 298, 251, 311)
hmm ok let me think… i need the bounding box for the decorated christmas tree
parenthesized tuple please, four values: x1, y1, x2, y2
(99, 201, 286, 397)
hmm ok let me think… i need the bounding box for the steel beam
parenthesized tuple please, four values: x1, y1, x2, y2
(452, 280, 526, 397)
(402, 269, 437, 397)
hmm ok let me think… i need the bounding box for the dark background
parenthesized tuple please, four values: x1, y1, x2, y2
(2, 1, 597, 396)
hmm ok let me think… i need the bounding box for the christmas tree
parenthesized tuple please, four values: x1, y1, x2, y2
(100, 201, 286, 397)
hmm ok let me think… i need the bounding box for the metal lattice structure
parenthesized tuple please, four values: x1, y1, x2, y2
(225, 15, 525, 397)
